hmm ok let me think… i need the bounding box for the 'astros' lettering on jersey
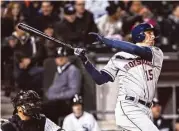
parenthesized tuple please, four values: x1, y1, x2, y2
(101, 46, 163, 102)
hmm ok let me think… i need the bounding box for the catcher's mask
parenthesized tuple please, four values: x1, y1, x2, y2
(12, 90, 42, 119)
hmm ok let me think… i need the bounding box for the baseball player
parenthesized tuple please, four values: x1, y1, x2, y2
(74, 23, 163, 131)
(1, 90, 63, 131)
(63, 94, 101, 131)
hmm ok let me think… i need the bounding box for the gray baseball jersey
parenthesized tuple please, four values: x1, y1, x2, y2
(102, 46, 163, 102)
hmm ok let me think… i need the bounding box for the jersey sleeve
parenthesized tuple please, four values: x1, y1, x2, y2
(150, 47, 164, 67)
(45, 118, 61, 131)
(101, 55, 119, 81)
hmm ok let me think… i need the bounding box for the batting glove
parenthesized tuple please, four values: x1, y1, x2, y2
(74, 48, 88, 64)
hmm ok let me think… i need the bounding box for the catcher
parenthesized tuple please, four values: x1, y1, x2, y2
(1, 90, 64, 131)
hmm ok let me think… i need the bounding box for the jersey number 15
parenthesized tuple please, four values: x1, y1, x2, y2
(145, 69, 153, 81)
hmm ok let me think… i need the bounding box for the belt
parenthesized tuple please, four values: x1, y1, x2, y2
(125, 96, 153, 108)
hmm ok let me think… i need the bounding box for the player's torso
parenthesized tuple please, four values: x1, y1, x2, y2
(67, 112, 93, 131)
(114, 52, 162, 102)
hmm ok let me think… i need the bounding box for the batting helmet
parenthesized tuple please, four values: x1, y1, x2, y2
(12, 90, 42, 119)
(131, 23, 155, 43)
(72, 94, 83, 105)
(55, 46, 73, 57)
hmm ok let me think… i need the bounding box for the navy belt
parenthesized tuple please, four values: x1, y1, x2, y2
(125, 96, 153, 108)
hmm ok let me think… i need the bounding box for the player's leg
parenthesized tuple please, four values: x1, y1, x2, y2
(115, 100, 159, 131)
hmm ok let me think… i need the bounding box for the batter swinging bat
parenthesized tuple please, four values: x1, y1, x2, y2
(17, 23, 74, 50)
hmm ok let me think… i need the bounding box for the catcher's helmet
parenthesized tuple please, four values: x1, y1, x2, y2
(132, 23, 155, 43)
(72, 94, 83, 105)
(12, 90, 42, 119)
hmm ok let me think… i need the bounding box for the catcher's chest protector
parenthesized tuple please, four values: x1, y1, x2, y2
(1, 115, 46, 131)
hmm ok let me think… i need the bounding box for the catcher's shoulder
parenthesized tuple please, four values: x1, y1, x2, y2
(1, 120, 16, 131)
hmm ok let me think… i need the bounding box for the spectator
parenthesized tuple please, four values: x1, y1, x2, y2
(44, 25, 58, 57)
(75, 0, 98, 46)
(151, 98, 172, 131)
(43, 47, 81, 124)
(37, 25, 58, 58)
(11, 24, 45, 66)
(108, 1, 130, 12)
(1, 36, 17, 96)
(85, 0, 109, 20)
(55, 4, 84, 47)
(160, 4, 179, 52)
(122, 1, 143, 34)
(1, 2, 24, 40)
(96, 4, 124, 40)
(23, 1, 41, 25)
(63, 94, 101, 131)
(175, 118, 179, 131)
(8, 24, 44, 95)
(122, 1, 158, 40)
(2, 36, 17, 66)
(33, 1, 60, 31)
(122, 1, 145, 35)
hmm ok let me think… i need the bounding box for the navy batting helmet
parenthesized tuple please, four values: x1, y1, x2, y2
(132, 23, 155, 43)
(72, 94, 83, 105)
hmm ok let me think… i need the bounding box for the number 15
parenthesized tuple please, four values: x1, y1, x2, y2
(145, 69, 153, 81)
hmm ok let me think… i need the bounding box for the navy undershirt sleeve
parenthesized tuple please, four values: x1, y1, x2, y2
(84, 61, 113, 85)
(103, 38, 153, 61)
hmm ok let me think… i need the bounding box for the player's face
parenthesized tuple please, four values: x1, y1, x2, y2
(12, 3, 21, 17)
(17, 106, 31, 121)
(44, 28, 54, 37)
(143, 30, 155, 46)
(72, 104, 83, 117)
(41, 2, 53, 16)
(55, 57, 68, 66)
(75, 0, 85, 14)
(130, 1, 143, 13)
(151, 104, 161, 118)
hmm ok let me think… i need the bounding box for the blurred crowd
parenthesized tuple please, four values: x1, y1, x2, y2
(1, 1, 179, 52)
(1, 1, 179, 131)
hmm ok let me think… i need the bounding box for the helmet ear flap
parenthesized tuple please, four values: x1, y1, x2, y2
(135, 32, 145, 42)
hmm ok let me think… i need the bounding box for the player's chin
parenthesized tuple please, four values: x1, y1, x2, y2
(149, 40, 155, 46)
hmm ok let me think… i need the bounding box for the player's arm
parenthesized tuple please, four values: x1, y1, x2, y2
(85, 61, 114, 85)
(89, 33, 152, 61)
(74, 48, 114, 85)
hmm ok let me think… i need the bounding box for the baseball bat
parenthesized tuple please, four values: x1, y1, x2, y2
(17, 23, 74, 50)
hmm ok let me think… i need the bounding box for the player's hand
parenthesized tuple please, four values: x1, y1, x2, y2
(74, 48, 88, 63)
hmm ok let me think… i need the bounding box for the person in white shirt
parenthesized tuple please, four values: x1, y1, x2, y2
(63, 94, 101, 131)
